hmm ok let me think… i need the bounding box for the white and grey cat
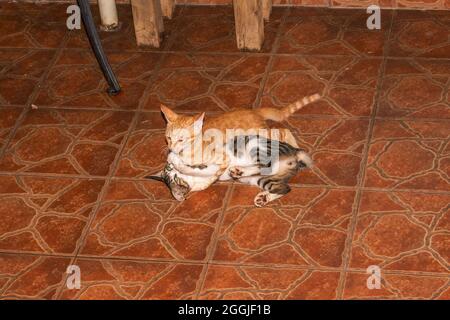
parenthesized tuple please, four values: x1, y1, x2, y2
(147, 135, 312, 207)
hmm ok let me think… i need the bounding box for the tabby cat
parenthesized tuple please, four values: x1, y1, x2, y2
(148, 135, 312, 206)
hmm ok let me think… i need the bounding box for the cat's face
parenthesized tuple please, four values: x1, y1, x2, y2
(160, 105, 205, 155)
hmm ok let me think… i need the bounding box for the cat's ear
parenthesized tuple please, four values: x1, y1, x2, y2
(193, 112, 205, 133)
(160, 104, 178, 123)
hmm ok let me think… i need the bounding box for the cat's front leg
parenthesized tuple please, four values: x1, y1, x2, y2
(229, 165, 262, 180)
(168, 152, 220, 177)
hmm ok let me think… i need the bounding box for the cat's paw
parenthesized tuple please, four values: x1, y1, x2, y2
(229, 167, 244, 179)
(254, 192, 269, 207)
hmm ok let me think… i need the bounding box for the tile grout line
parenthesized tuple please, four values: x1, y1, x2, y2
(2, 103, 449, 125)
(1, 249, 448, 279)
(336, 9, 397, 299)
(53, 116, 142, 299)
(52, 10, 189, 299)
(3, 104, 450, 123)
(51, 95, 139, 298)
(1, 171, 450, 195)
(49, 114, 141, 293)
(193, 184, 235, 299)
(0, 30, 74, 298)
(253, 7, 291, 109)
(132, 7, 186, 114)
(51, 24, 184, 301)
(194, 9, 291, 299)
(2, 48, 449, 61)
(0, 32, 71, 160)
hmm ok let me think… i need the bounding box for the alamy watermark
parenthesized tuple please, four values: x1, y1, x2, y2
(66, 5, 81, 30)
(366, 5, 381, 30)
(366, 265, 382, 289)
(66, 265, 81, 290)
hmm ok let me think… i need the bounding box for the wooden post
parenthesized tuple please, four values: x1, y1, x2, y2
(263, 0, 272, 21)
(233, 0, 264, 51)
(130, 0, 163, 47)
(156, 0, 164, 33)
(161, 0, 175, 19)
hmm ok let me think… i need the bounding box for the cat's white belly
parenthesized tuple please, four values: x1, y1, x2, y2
(166, 143, 265, 193)
(167, 152, 223, 191)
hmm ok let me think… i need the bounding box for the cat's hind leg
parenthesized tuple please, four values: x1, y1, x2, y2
(237, 176, 291, 207)
(254, 182, 291, 207)
(254, 191, 284, 207)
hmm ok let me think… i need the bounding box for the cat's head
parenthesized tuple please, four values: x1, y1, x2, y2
(160, 104, 205, 155)
(145, 164, 191, 201)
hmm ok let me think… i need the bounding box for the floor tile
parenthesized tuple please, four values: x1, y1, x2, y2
(114, 113, 166, 178)
(212, 185, 356, 268)
(349, 190, 450, 273)
(0, 175, 105, 254)
(261, 55, 382, 117)
(78, 179, 229, 261)
(0, 109, 133, 176)
(0, 108, 22, 153)
(286, 118, 370, 187)
(377, 59, 450, 119)
(0, 3, 449, 301)
(144, 53, 269, 112)
(58, 258, 203, 300)
(343, 272, 450, 299)
(199, 266, 340, 300)
(0, 14, 66, 49)
(167, 7, 283, 53)
(33, 49, 162, 110)
(364, 119, 450, 191)
(0, 48, 56, 106)
(0, 3, 69, 23)
(0, 2, 41, 15)
(388, 10, 450, 58)
(0, 254, 70, 299)
(277, 10, 392, 56)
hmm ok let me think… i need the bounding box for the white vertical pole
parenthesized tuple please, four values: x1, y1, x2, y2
(98, 0, 119, 29)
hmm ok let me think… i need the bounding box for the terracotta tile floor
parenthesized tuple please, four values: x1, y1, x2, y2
(0, 3, 449, 300)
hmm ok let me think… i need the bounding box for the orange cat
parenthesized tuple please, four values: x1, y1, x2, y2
(161, 94, 320, 170)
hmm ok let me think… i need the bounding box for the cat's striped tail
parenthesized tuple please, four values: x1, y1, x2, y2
(257, 94, 321, 122)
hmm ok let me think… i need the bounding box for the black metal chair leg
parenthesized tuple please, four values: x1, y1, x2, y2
(77, 0, 121, 95)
